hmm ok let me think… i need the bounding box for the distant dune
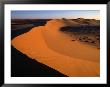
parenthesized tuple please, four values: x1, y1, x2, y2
(72, 18, 100, 26)
(11, 18, 100, 76)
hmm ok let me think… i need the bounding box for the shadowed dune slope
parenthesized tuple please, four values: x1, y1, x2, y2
(12, 19, 100, 76)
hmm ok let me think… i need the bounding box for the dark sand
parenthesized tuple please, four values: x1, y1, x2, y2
(11, 19, 67, 77)
(11, 45, 67, 77)
(11, 19, 100, 76)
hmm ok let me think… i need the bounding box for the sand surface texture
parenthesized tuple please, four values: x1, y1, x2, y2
(12, 19, 100, 76)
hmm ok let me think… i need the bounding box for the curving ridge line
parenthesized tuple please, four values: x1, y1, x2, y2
(11, 19, 100, 76)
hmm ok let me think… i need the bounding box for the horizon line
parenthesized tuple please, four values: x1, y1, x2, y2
(11, 18, 100, 20)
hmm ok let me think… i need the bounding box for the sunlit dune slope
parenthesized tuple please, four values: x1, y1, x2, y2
(11, 19, 100, 76)
(43, 19, 99, 62)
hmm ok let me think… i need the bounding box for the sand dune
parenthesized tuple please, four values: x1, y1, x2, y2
(11, 19, 100, 76)
(72, 18, 100, 26)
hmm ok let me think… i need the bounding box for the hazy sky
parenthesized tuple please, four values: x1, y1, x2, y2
(11, 10, 100, 19)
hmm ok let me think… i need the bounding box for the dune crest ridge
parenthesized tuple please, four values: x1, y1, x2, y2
(11, 19, 100, 76)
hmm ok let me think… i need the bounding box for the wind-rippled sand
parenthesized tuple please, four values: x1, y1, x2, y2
(11, 19, 100, 77)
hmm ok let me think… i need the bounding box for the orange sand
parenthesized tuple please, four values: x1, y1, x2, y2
(11, 19, 100, 76)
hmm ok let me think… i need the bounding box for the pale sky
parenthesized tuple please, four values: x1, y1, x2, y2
(11, 10, 100, 20)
